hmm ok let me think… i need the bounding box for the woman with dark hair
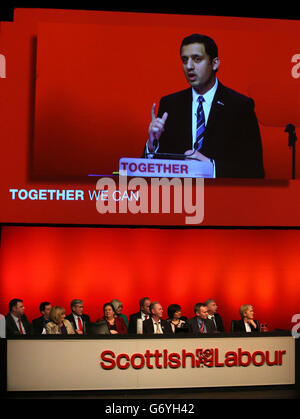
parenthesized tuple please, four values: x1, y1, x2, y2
(167, 304, 188, 334)
(97, 303, 127, 335)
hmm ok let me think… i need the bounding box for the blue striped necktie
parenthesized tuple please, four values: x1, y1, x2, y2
(194, 96, 205, 151)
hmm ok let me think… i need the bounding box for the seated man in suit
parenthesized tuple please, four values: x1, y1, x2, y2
(5, 298, 33, 336)
(145, 33, 264, 178)
(188, 302, 216, 334)
(143, 301, 173, 335)
(128, 297, 151, 334)
(32, 301, 52, 334)
(66, 299, 90, 335)
(204, 299, 224, 332)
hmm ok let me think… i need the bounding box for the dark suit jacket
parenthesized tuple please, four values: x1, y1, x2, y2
(167, 316, 189, 334)
(143, 318, 173, 335)
(147, 82, 264, 178)
(232, 319, 260, 332)
(188, 316, 217, 334)
(66, 313, 90, 334)
(5, 313, 33, 336)
(32, 315, 50, 335)
(210, 313, 225, 332)
(128, 311, 142, 334)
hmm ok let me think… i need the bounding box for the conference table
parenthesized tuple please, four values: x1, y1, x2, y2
(0, 331, 298, 393)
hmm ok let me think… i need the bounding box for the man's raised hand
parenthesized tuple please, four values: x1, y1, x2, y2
(147, 103, 168, 152)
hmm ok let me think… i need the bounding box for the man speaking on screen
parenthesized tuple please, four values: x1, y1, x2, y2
(145, 34, 265, 178)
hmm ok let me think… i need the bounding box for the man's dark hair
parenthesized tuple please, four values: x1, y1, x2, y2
(194, 302, 205, 314)
(180, 33, 218, 62)
(9, 298, 23, 312)
(139, 297, 150, 308)
(167, 304, 181, 319)
(39, 301, 51, 312)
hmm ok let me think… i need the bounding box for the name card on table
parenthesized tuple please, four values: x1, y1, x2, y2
(119, 158, 214, 178)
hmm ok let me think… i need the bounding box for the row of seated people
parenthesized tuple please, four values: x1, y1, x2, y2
(3, 297, 263, 337)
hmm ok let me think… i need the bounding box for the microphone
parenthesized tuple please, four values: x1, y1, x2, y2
(248, 81, 300, 179)
(285, 124, 297, 147)
(285, 123, 297, 179)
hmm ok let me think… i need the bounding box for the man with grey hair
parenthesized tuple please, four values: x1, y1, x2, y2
(204, 299, 224, 332)
(66, 299, 90, 335)
(143, 301, 173, 335)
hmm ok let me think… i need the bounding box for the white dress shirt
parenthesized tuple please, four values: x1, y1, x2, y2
(11, 313, 26, 334)
(73, 313, 84, 331)
(245, 321, 252, 332)
(152, 318, 163, 334)
(146, 79, 218, 177)
(191, 78, 218, 147)
(191, 79, 218, 177)
(141, 312, 149, 321)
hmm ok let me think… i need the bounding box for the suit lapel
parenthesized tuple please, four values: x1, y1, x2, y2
(193, 316, 199, 333)
(182, 88, 193, 149)
(9, 314, 20, 333)
(203, 82, 226, 149)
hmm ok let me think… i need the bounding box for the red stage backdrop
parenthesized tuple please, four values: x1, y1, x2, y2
(0, 226, 299, 332)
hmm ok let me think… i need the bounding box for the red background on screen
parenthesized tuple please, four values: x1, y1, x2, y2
(32, 18, 300, 179)
(1, 9, 300, 226)
(0, 9, 300, 226)
(0, 226, 299, 332)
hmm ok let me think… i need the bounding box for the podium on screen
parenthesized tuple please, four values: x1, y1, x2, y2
(119, 157, 214, 178)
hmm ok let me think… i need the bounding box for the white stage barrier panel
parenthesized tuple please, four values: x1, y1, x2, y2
(7, 336, 295, 391)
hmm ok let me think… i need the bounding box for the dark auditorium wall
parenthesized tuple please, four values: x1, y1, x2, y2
(0, 226, 299, 332)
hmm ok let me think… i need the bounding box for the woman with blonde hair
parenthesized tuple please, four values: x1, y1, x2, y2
(46, 306, 75, 335)
(111, 299, 129, 328)
(232, 304, 260, 332)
